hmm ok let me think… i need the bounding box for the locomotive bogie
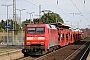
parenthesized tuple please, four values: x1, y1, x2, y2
(22, 45, 46, 55)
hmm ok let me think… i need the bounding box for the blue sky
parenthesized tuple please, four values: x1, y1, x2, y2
(0, 0, 90, 29)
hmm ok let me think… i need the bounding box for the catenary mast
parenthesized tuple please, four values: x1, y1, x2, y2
(12, 0, 16, 45)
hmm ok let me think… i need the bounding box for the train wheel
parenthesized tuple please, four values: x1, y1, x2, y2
(24, 53, 29, 57)
(42, 51, 45, 55)
(42, 49, 47, 55)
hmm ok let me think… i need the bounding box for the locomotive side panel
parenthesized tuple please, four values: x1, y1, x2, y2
(48, 28, 58, 49)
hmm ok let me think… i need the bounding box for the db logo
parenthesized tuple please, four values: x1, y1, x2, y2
(33, 37, 37, 40)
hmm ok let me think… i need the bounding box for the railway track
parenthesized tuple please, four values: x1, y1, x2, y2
(16, 56, 37, 60)
(15, 46, 71, 60)
(34, 38, 90, 60)
(80, 44, 90, 60)
(1, 38, 89, 60)
(15, 38, 90, 60)
(64, 41, 90, 60)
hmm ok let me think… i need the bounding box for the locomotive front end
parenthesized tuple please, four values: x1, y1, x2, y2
(22, 24, 48, 56)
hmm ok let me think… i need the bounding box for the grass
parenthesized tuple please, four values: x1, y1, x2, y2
(0, 32, 6, 40)
(0, 48, 16, 53)
(0, 31, 24, 41)
(0, 31, 23, 53)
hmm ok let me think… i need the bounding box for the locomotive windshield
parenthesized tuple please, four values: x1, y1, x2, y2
(27, 27, 45, 33)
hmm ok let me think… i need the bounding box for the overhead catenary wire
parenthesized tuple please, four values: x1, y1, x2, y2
(82, 0, 90, 19)
(70, 0, 89, 28)
(24, 0, 72, 19)
(45, 0, 76, 23)
(81, 0, 89, 16)
(24, 0, 39, 8)
(25, 0, 72, 16)
(70, 0, 82, 14)
(24, 0, 89, 28)
(24, 0, 76, 20)
(24, 0, 80, 28)
(46, 0, 90, 25)
(45, 0, 77, 23)
(70, 0, 90, 23)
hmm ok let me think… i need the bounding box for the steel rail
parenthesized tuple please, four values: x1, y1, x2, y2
(16, 56, 30, 60)
(80, 44, 90, 60)
(64, 41, 88, 60)
(35, 45, 71, 60)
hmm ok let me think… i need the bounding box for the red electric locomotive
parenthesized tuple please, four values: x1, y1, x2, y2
(22, 24, 58, 56)
(22, 22, 83, 56)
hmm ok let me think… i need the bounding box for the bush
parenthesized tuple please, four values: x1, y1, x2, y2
(0, 40, 3, 43)
(0, 30, 3, 32)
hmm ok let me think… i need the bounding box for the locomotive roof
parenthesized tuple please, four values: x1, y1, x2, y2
(46, 24, 57, 29)
(25, 23, 70, 29)
(25, 23, 57, 29)
(51, 22, 71, 29)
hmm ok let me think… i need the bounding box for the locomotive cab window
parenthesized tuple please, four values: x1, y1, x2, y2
(36, 28, 45, 33)
(27, 28, 35, 33)
(27, 27, 45, 33)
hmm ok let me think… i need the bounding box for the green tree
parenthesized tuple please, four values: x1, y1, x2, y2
(22, 19, 34, 24)
(0, 20, 6, 29)
(41, 12, 64, 23)
(0, 19, 20, 31)
(33, 18, 43, 24)
(22, 19, 34, 30)
(6, 19, 20, 30)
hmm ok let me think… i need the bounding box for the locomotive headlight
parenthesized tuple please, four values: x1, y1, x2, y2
(26, 42, 30, 45)
(27, 42, 30, 43)
(38, 37, 45, 40)
(27, 37, 33, 40)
